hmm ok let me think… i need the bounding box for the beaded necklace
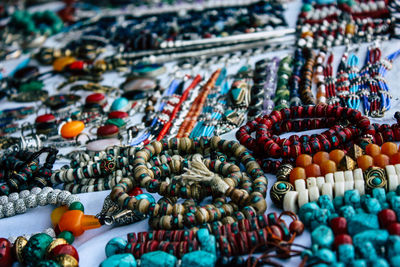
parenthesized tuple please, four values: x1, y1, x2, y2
(314, 49, 327, 104)
(274, 55, 293, 110)
(347, 53, 361, 109)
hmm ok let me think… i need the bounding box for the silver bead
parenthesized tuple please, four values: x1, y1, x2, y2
(8, 192, 19, 203)
(25, 194, 38, 209)
(0, 196, 8, 205)
(41, 187, 53, 194)
(47, 189, 61, 205)
(30, 187, 42, 195)
(15, 199, 27, 214)
(3, 202, 15, 217)
(0, 206, 3, 218)
(57, 191, 71, 206)
(43, 228, 56, 238)
(19, 190, 30, 199)
(37, 192, 48, 206)
(66, 195, 80, 207)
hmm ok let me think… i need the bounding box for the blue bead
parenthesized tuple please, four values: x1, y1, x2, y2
(136, 193, 155, 204)
(356, 241, 377, 261)
(111, 97, 129, 111)
(202, 235, 216, 256)
(390, 196, 400, 218)
(347, 213, 379, 235)
(141, 251, 177, 267)
(333, 196, 344, 210)
(348, 259, 367, 267)
(344, 190, 361, 208)
(353, 230, 389, 246)
(387, 235, 400, 258)
(301, 249, 313, 259)
(339, 205, 355, 219)
(197, 228, 210, 245)
(314, 248, 336, 264)
(328, 213, 339, 221)
(363, 198, 382, 214)
(370, 258, 389, 267)
(390, 255, 400, 267)
(299, 202, 320, 227)
(311, 225, 334, 248)
(181, 251, 216, 267)
(106, 237, 128, 257)
(310, 208, 330, 230)
(100, 253, 136, 267)
(387, 191, 397, 204)
(338, 244, 354, 263)
(372, 188, 386, 204)
(318, 195, 335, 213)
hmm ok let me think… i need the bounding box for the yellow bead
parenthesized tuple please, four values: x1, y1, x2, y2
(61, 121, 85, 139)
(53, 56, 76, 72)
(51, 206, 69, 226)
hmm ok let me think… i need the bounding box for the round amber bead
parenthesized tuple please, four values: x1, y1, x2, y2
(357, 155, 374, 171)
(381, 142, 398, 157)
(313, 151, 330, 165)
(320, 160, 337, 175)
(365, 144, 381, 158)
(305, 163, 321, 178)
(61, 121, 85, 139)
(296, 154, 313, 168)
(289, 167, 306, 184)
(53, 56, 76, 72)
(51, 206, 69, 226)
(329, 149, 345, 165)
(373, 154, 389, 168)
(390, 152, 400, 165)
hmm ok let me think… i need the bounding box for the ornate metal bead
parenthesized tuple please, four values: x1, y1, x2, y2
(15, 199, 27, 214)
(19, 190, 30, 199)
(270, 181, 294, 209)
(43, 228, 56, 238)
(25, 194, 38, 209)
(3, 202, 15, 217)
(0, 196, 7, 205)
(347, 144, 364, 160)
(338, 156, 356, 171)
(276, 163, 294, 181)
(57, 191, 71, 205)
(37, 192, 48, 206)
(41, 187, 53, 194)
(66, 195, 80, 207)
(0, 206, 3, 219)
(13, 236, 28, 263)
(8, 192, 19, 203)
(364, 167, 387, 194)
(30, 187, 42, 195)
(47, 189, 61, 205)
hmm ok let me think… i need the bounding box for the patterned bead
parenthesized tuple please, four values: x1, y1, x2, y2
(25, 194, 38, 209)
(40, 187, 53, 194)
(0, 196, 7, 205)
(47, 189, 61, 205)
(19, 190, 30, 199)
(31, 187, 42, 195)
(0, 206, 3, 219)
(37, 192, 49, 206)
(3, 202, 15, 217)
(8, 192, 19, 203)
(44, 228, 56, 238)
(57, 191, 71, 205)
(15, 199, 27, 214)
(66, 195, 80, 207)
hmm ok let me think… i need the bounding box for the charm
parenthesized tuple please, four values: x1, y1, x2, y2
(276, 163, 294, 181)
(338, 156, 356, 171)
(364, 167, 387, 193)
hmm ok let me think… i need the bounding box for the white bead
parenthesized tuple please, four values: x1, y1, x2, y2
(43, 228, 56, 238)
(334, 172, 345, 183)
(388, 175, 399, 192)
(8, 236, 16, 244)
(316, 177, 325, 192)
(306, 177, 317, 188)
(41, 187, 53, 194)
(344, 170, 354, 191)
(354, 180, 365, 195)
(37, 192, 49, 206)
(283, 191, 298, 213)
(47, 189, 61, 205)
(321, 183, 333, 199)
(325, 173, 334, 184)
(298, 190, 309, 208)
(3, 202, 15, 217)
(386, 165, 396, 176)
(295, 179, 306, 191)
(353, 168, 363, 181)
(308, 187, 320, 202)
(334, 182, 345, 197)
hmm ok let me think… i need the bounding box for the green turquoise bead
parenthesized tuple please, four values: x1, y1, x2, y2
(347, 213, 379, 235)
(372, 188, 386, 205)
(328, 213, 339, 221)
(203, 235, 216, 256)
(299, 202, 320, 227)
(181, 251, 216, 267)
(387, 236, 400, 258)
(333, 196, 344, 210)
(301, 3, 313, 12)
(141, 251, 176, 267)
(311, 225, 334, 248)
(353, 230, 389, 246)
(57, 231, 74, 244)
(310, 209, 330, 230)
(339, 205, 355, 219)
(22, 233, 53, 264)
(370, 258, 389, 267)
(106, 118, 126, 128)
(344, 190, 361, 208)
(111, 97, 129, 111)
(36, 260, 61, 267)
(69, 202, 84, 212)
(349, 259, 367, 267)
(318, 195, 334, 213)
(390, 196, 400, 218)
(364, 197, 382, 214)
(19, 81, 44, 92)
(314, 248, 336, 264)
(338, 244, 354, 263)
(106, 237, 128, 257)
(197, 228, 210, 245)
(301, 249, 313, 259)
(356, 241, 377, 261)
(390, 255, 400, 267)
(101, 253, 136, 267)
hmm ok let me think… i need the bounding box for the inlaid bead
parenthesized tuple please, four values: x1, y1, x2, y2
(0, 238, 13, 267)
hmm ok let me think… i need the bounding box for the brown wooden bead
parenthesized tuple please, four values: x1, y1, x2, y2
(249, 192, 267, 214)
(195, 208, 209, 224)
(127, 197, 138, 210)
(211, 136, 221, 150)
(222, 216, 236, 225)
(160, 216, 173, 230)
(172, 204, 185, 215)
(117, 193, 129, 207)
(137, 199, 150, 214)
(289, 220, 304, 235)
(151, 141, 163, 155)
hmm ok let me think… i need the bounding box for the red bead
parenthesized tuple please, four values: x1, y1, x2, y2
(49, 244, 79, 262)
(388, 223, 400, 235)
(108, 111, 129, 119)
(315, 104, 325, 117)
(128, 187, 143, 196)
(68, 61, 85, 71)
(357, 116, 370, 129)
(97, 125, 119, 138)
(35, 114, 56, 124)
(270, 110, 282, 122)
(289, 220, 304, 236)
(86, 93, 105, 104)
(0, 238, 13, 267)
(334, 234, 352, 248)
(330, 217, 347, 235)
(378, 209, 397, 228)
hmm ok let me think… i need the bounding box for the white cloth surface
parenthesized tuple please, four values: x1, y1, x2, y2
(0, 1, 400, 266)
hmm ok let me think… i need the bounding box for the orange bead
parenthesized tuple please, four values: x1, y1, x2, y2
(53, 56, 76, 72)
(305, 163, 321, 177)
(320, 160, 337, 175)
(61, 121, 85, 139)
(329, 149, 345, 165)
(313, 151, 330, 165)
(381, 142, 398, 157)
(58, 210, 101, 236)
(289, 167, 306, 184)
(365, 144, 381, 158)
(296, 154, 313, 168)
(391, 152, 400, 165)
(357, 155, 374, 171)
(373, 154, 390, 168)
(51, 206, 69, 226)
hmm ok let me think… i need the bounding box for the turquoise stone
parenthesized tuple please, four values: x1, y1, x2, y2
(318, 195, 335, 213)
(387, 236, 400, 258)
(106, 237, 128, 257)
(387, 191, 396, 203)
(136, 193, 155, 204)
(230, 88, 242, 101)
(338, 244, 354, 263)
(36, 260, 61, 267)
(181, 250, 216, 267)
(396, 185, 400, 195)
(100, 253, 136, 267)
(277, 183, 287, 190)
(202, 235, 216, 256)
(390, 255, 400, 267)
(390, 196, 400, 218)
(311, 225, 334, 248)
(356, 241, 377, 261)
(363, 198, 382, 214)
(353, 230, 389, 246)
(333, 196, 344, 210)
(370, 258, 389, 267)
(344, 190, 361, 208)
(111, 97, 129, 111)
(301, 249, 313, 259)
(372, 177, 382, 186)
(22, 233, 53, 264)
(335, 263, 345, 267)
(310, 209, 330, 230)
(328, 213, 339, 221)
(339, 205, 355, 219)
(372, 188, 386, 205)
(314, 248, 336, 264)
(349, 259, 367, 267)
(347, 213, 379, 235)
(141, 251, 177, 267)
(197, 228, 210, 245)
(299, 202, 320, 227)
